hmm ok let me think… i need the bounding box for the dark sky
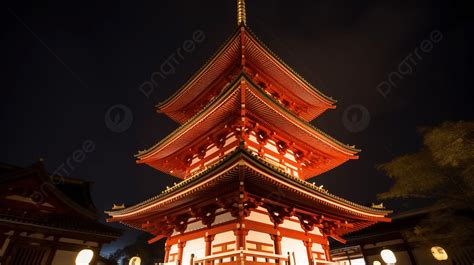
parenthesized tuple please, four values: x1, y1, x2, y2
(2, 0, 473, 256)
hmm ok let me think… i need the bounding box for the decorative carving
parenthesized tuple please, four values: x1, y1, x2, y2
(174, 213, 192, 234)
(294, 150, 304, 162)
(276, 140, 288, 155)
(256, 130, 269, 145)
(183, 154, 193, 166)
(192, 204, 220, 228)
(197, 145, 207, 159)
(296, 213, 317, 232)
(217, 197, 240, 218)
(242, 197, 261, 217)
(215, 133, 227, 149)
(264, 204, 294, 228)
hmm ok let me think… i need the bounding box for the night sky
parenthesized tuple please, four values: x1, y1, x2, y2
(2, 0, 473, 256)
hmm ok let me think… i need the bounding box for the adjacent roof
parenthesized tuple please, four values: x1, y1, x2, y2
(0, 161, 121, 239)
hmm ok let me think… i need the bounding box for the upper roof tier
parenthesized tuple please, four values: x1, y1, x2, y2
(157, 26, 336, 124)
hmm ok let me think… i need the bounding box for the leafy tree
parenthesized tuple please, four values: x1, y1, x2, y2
(378, 121, 474, 248)
(109, 232, 165, 265)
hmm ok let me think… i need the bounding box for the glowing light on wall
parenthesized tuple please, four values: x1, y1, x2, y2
(75, 249, 94, 265)
(129, 256, 141, 265)
(380, 249, 397, 264)
(431, 246, 448, 261)
(373, 261, 382, 265)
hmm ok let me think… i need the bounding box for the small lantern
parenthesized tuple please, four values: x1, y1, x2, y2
(75, 249, 94, 265)
(380, 249, 397, 264)
(431, 246, 448, 261)
(129, 256, 141, 265)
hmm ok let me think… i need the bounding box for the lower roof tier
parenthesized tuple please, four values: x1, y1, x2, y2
(107, 148, 390, 239)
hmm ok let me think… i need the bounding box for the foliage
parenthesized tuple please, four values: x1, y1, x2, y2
(378, 121, 474, 248)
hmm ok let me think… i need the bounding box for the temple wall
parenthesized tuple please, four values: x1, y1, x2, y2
(165, 207, 329, 263)
(212, 231, 236, 254)
(182, 237, 205, 264)
(247, 133, 301, 178)
(51, 250, 78, 265)
(312, 242, 326, 261)
(245, 207, 273, 225)
(281, 237, 309, 265)
(168, 244, 179, 262)
(246, 230, 274, 253)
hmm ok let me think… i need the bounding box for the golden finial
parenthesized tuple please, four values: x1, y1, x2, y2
(237, 0, 247, 25)
(112, 203, 125, 210)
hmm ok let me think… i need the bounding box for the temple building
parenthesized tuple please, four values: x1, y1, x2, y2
(106, 1, 391, 264)
(0, 161, 121, 265)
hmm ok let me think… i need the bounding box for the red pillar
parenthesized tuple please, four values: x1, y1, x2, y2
(271, 234, 282, 255)
(204, 234, 215, 256)
(234, 227, 248, 250)
(177, 241, 186, 264)
(164, 244, 171, 263)
(304, 240, 314, 265)
(322, 241, 331, 262)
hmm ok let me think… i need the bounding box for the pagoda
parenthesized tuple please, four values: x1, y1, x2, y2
(106, 1, 391, 264)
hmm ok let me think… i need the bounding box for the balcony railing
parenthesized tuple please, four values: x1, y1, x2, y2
(192, 250, 289, 265)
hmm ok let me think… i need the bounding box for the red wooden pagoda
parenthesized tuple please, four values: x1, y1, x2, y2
(107, 1, 391, 264)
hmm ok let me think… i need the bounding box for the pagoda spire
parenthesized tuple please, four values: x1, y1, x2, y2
(237, 0, 247, 25)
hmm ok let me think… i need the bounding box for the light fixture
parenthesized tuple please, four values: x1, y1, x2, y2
(431, 246, 448, 261)
(380, 249, 397, 264)
(373, 261, 382, 265)
(75, 249, 94, 265)
(129, 256, 141, 265)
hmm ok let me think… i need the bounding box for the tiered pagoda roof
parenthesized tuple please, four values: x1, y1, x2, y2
(108, 147, 390, 242)
(137, 73, 358, 179)
(157, 26, 336, 124)
(108, 0, 391, 247)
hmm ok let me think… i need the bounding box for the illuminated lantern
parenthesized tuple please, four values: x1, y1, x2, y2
(431, 246, 448, 261)
(129, 256, 141, 265)
(373, 261, 382, 265)
(381, 249, 397, 264)
(75, 249, 94, 265)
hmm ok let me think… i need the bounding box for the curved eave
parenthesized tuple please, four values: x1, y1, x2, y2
(107, 149, 390, 221)
(156, 27, 241, 112)
(243, 74, 359, 155)
(136, 75, 243, 161)
(136, 74, 357, 171)
(157, 26, 336, 124)
(244, 26, 336, 106)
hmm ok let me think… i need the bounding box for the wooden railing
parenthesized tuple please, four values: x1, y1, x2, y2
(193, 250, 289, 265)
